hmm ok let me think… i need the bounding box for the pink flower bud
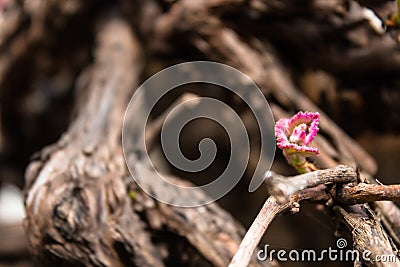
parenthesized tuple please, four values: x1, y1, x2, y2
(275, 111, 320, 157)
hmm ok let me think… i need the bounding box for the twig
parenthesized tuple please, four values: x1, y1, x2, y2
(229, 172, 343, 267)
(228, 196, 289, 267)
(265, 165, 357, 203)
(337, 183, 400, 205)
(266, 164, 400, 205)
(232, 164, 400, 267)
(290, 184, 330, 203)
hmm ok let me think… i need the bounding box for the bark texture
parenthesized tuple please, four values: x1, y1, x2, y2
(0, 0, 399, 266)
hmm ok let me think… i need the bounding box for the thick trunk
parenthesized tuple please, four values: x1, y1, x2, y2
(0, 0, 399, 266)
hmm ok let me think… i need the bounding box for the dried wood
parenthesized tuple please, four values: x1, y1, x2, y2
(23, 9, 270, 267)
(10, 0, 400, 266)
(24, 13, 163, 267)
(335, 206, 399, 267)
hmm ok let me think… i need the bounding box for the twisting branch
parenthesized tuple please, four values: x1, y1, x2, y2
(229, 166, 355, 267)
(265, 165, 357, 203)
(228, 196, 289, 267)
(23, 13, 163, 266)
(266, 165, 400, 206)
(231, 164, 400, 267)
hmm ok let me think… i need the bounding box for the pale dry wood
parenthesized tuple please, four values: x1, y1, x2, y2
(363, 172, 400, 247)
(24, 14, 163, 267)
(271, 103, 400, 251)
(266, 165, 400, 206)
(266, 165, 357, 203)
(232, 164, 400, 267)
(335, 206, 399, 267)
(14, 0, 400, 266)
(126, 139, 274, 267)
(375, 201, 400, 246)
(23, 9, 272, 267)
(142, 2, 400, 266)
(228, 197, 288, 267)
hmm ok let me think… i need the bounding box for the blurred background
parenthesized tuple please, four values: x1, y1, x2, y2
(1, 0, 400, 266)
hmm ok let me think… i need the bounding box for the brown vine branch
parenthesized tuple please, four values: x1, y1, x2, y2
(335, 206, 399, 267)
(337, 184, 400, 205)
(229, 166, 355, 267)
(231, 164, 400, 267)
(267, 165, 400, 206)
(265, 165, 357, 203)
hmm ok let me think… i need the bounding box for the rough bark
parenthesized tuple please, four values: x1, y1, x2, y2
(0, 0, 397, 266)
(23, 13, 162, 267)
(22, 9, 270, 267)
